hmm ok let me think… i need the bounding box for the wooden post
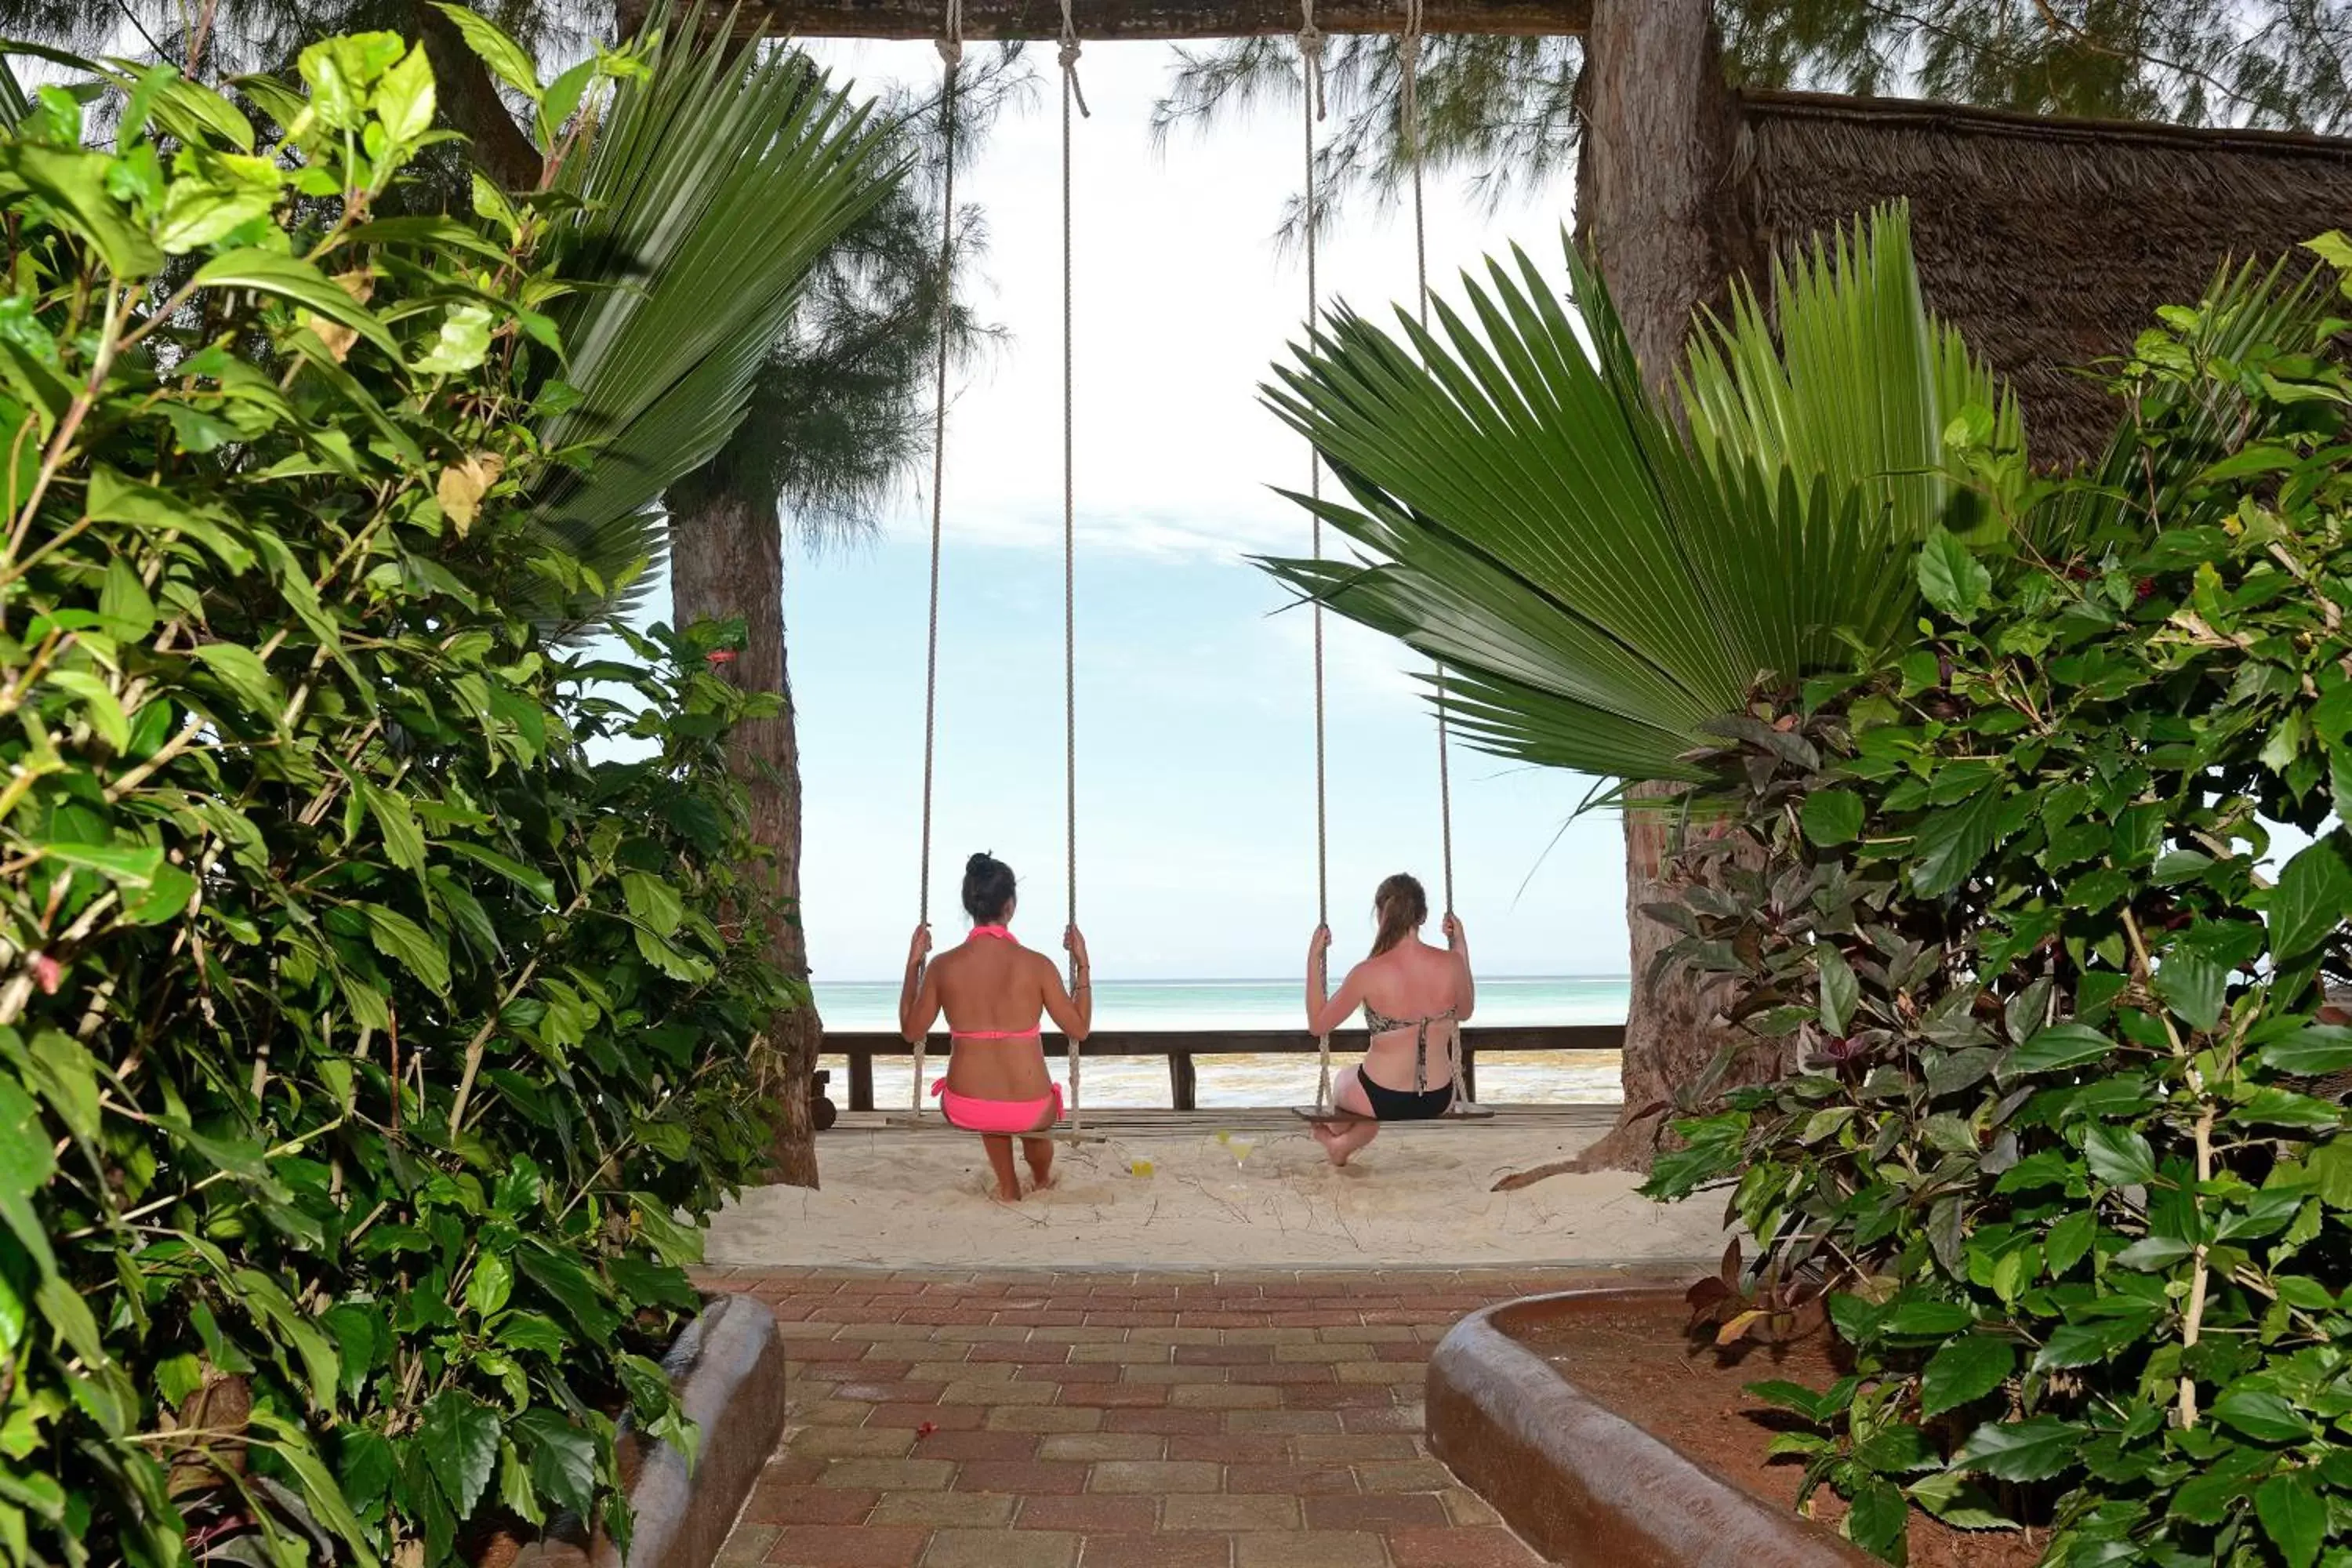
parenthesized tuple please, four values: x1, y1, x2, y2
(849, 1048, 874, 1112)
(1168, 1052, 1197, 1112)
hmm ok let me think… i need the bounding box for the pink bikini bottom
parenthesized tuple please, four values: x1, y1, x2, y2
(932, 1080, 1065, 1135)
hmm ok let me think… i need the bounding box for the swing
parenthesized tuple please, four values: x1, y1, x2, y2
(900, 0, 1488, 1134)
(896, 0, 1096, 1142)
(1291, 0, 1490, 1128)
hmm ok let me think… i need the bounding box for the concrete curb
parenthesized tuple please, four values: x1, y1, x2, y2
(1425, 1287, 1875, 1568)
(516, 1293, 789, 1568)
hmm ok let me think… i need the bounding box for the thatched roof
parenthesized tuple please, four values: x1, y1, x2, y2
(1734, 91, 2352, 465)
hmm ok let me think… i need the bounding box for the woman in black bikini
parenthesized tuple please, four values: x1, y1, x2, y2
(1303, 873, 1475, 1166)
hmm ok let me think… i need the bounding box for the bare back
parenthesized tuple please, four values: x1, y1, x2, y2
(1308, 936, 1475, 1092)
(1355, 940, 1464, 1025)
(906, 933, 1084, 1101)
(1355, 941, 1468, 1085)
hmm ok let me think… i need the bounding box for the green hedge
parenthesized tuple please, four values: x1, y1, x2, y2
(1646, 245, 2352, 1566)
(0, 36, 793, 1566)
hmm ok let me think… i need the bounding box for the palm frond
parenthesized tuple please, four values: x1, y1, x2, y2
(680, 46, 1026, 554)
(523, 18, 902, 631)
(1255, 201, 2012, 784)
(0, 53, 25, 127)
(1672, 205, 2024, 677)
(1680, 204, 2016, 546)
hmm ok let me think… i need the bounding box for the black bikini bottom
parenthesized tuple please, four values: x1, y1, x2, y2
(1359, 1072, 1455, 1121)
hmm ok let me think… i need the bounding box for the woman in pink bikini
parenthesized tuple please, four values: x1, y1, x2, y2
(898, 852, 1092, 1201)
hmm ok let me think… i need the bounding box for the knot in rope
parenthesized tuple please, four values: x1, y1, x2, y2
(1058, 0, 1092, 117)
(937, 0, 964, 71)
(1298, 0, 1327, 122)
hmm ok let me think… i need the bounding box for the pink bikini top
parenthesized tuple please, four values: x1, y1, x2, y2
(951, 925, 1041, 1040)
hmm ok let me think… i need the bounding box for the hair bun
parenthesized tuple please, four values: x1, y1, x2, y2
(960, 851, 1017, 923)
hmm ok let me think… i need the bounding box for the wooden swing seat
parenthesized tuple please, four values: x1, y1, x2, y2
(877, 1112, 1106, 1143)
(1289, 1104, 1496, 1125)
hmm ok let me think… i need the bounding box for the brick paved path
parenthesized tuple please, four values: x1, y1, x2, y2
(696, 1267, 1674, 1568)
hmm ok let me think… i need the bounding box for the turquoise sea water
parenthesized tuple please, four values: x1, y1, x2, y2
(813, 975, 1628, 1031)
(813, 975, 1628, 1108)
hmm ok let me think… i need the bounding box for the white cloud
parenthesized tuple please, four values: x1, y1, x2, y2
(1259, 594, 1426, 709)
(925, 499, 1297, 560)
(833, 38, 1579, 572)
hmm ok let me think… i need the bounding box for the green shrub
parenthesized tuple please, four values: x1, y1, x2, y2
(1645, 247, 2352, 1566)
(0, 36, 793, 1566)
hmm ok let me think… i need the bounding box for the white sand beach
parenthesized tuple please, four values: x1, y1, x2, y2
(703, 1118, 1733, 1269)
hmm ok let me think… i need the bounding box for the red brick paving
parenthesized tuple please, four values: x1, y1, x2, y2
(704, 1267, 1669, 1568)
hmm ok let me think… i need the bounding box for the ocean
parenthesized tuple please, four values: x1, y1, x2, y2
(813, 975, 1628, 1108)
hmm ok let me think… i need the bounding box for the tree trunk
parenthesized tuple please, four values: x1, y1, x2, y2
(669, 484, 824, 1189)
(1564, 0, 1759, 1175)
(1557, 786, 1756, 1173)
(416, 2, 544, 192)
(1573, 0, 1753, 386)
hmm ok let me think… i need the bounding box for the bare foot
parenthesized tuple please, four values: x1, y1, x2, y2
(1309, 1122, 1351, 1167)
(991, 1182, 1023, 1203)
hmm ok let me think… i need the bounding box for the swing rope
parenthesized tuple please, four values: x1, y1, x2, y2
(910, 2, 964, 1120)
(1059, 0, 1087, 1131)
(1396, 0, 1472, 1113)
(907, 1, 1087, 1136)
(1399, 0, 1452, 911)
(1300, 0, 1335, 1116)
(1401, 0, 1428, 333)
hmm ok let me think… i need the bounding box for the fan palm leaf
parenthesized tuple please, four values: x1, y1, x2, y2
(522, 15, 901, 630)
(1254, 201, 2018, 782)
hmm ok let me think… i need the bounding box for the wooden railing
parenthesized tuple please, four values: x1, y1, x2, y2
(822, 1024, 1625, 1112)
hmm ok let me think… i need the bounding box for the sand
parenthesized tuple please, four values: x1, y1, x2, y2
(702, 1120, 1734, 1269)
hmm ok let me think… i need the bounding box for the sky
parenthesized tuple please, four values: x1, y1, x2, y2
(47, 24, 2321, 988)
(24, 19, 1625, 985)
(761, 39, 1631, 984)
